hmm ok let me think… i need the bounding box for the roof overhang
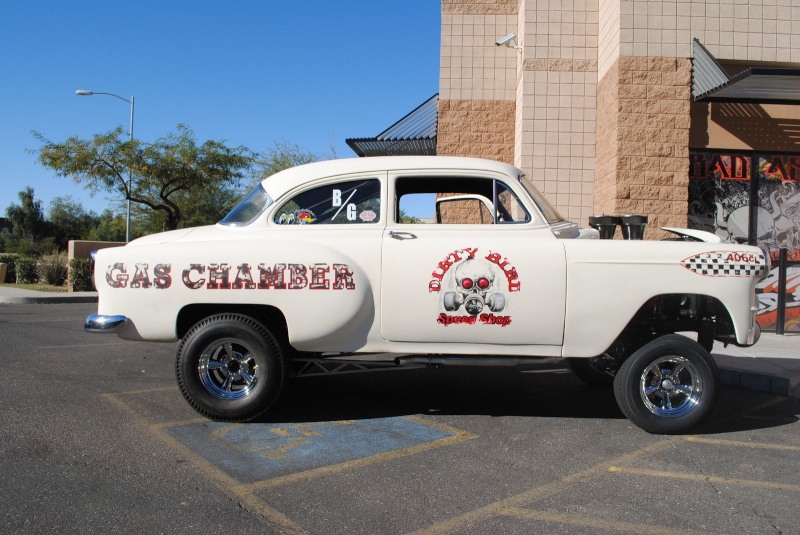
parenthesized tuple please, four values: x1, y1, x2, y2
(347, 94, 438, 157)
(692, 39, 800, 105)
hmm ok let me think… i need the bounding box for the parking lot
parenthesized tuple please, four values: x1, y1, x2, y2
(2, 303, 799, 534)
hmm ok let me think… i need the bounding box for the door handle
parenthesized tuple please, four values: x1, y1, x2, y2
(389, 231, 418, 240)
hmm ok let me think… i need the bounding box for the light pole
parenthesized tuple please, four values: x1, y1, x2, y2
(75, 89, 135, 242)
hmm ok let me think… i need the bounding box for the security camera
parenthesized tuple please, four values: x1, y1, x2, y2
(495, 33, 517, 47)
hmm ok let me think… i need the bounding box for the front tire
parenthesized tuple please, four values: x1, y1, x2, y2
(176, 314, 286, 421)
(613, 334, 718, 434)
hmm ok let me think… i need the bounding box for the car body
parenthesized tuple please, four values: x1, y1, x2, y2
(86, 156, 767, 433)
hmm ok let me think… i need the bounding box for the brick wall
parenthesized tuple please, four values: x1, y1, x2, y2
(437, 99, 516, 164)
(437, 196, 494, 224)
(595, 56, 691, 239)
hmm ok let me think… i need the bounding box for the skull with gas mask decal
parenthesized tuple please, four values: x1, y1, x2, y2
(442, 258, 506, 315)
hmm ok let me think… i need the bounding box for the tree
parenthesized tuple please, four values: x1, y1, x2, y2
(399, 210, 422, 224)
(36, 124, 255, 231)
(86, 209, 126, 242)
(47, 196, 99, 250)
(6, 187, 47, 243)
(3, 187, 57, 254)
(255, 141, 325, 184)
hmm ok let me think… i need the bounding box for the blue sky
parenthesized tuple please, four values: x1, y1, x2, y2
(0, 1, 441, 215)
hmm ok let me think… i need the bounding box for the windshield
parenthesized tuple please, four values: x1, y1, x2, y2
(219, 184, 273, 226)
(518, 175, 565, 225)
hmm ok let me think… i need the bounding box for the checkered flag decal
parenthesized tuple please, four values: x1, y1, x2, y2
(681, 251, 766, 278)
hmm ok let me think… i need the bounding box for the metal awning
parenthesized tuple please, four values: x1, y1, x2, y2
(692, 39, 800, 104)
(346, 94, 438, 157)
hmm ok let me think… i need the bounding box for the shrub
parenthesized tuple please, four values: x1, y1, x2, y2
(0, 253, 19, 283)
(70, 258, 93, 292)
(38, 254, 68, 286)
(16, 256, 39, 284)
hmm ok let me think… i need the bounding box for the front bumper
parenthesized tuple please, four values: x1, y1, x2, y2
(85, 314, 128, 334)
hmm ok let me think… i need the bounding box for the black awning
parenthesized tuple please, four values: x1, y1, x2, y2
(692, 39, 800, 104)
(346, 94, 438, 157)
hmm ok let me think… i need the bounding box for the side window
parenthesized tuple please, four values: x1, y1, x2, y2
(274, 179, 380, 225)
(396, 177, 530, 224)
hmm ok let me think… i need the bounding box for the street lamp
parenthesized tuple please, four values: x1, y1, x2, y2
(75, 89, 135, 242)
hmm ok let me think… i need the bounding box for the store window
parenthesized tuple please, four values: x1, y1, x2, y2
(689, 150, 800, 331)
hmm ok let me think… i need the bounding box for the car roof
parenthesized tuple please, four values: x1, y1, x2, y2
(260, 156, 523, 199)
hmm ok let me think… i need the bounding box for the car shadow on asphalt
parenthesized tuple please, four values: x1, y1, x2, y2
(258, 366, 622, 423)
(252, 365, 800, 435)
(692, 387, 800, 435)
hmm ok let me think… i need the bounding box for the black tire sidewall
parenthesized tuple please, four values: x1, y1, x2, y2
(176, 314, 284, 421)
(613, 334, 718, 434)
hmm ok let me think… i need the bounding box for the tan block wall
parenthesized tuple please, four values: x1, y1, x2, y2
(438, 99, 516, 164)
(517, 60, 598, 223)
(437, 197, 494, 225)
(515, 0, 599, 224)
(598, 0, 621, 78)
(594, 60, 619, 217)
(442, 0, 518, 15)
(600, 0, 800, 79)
(595, 56, 692, 239)
(440, 0, 518, 102)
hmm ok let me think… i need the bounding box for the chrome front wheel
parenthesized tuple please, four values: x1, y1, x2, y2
(639, 356, 703, 418)
(614, 335, 718, 434)
(176, 314, 286, 422)
(198, 338, 261, 401)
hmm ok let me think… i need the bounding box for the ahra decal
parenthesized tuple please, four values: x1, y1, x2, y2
(680, 250, 766, 278)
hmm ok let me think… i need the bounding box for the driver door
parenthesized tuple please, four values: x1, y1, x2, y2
(380, 171, 567, 348)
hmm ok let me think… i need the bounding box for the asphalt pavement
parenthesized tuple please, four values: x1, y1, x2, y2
(2, 300, 799, 533)
(1, 285, 798, 399)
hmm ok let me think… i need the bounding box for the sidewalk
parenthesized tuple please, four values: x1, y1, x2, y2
(0, 285, 98, 304)
(712, 332, 800, 399)
(1, 285, 798, 399)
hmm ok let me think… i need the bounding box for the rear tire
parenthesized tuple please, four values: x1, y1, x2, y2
(175, 313, 286, 422)
(613, 334, 718, 434)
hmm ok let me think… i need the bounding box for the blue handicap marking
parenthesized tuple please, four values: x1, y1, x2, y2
(166, 416, 453, 484)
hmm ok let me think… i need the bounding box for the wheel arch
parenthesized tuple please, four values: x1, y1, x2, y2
(601, 293, 738, 364)
(177, 303, 289, 343)
(625, 292, 736, 336)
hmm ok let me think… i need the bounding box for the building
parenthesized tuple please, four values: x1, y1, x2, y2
(348, 0, 800, 329)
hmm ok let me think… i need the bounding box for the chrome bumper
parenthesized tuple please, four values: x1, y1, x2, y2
(85, 314, 128, 334)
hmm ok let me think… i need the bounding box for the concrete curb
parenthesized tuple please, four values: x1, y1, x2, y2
(714, 355, 800, 399)
(0, 290, 98, 305)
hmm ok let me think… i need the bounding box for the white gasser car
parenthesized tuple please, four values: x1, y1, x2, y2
(86, 156, 767, 434)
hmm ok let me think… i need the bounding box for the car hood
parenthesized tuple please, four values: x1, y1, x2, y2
(126, 226, 215, 246)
